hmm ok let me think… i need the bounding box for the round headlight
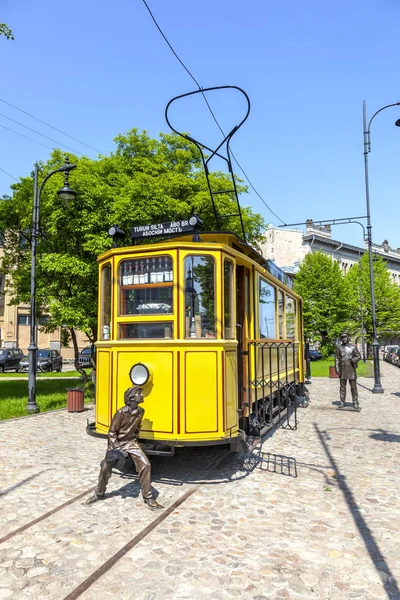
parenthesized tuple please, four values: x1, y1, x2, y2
(129, 363, 150, 386)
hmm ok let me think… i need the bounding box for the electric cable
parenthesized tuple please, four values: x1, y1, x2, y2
(0, 122, 55, 151)
(0, 166, 18, 182)
(0, 112, 84, 156)
(141, 0, 285, 225)
(0, 97, 106, 156)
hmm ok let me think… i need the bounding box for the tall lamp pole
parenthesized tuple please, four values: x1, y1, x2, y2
(363, 101, 400, 394)
(26, 157, 77, 413)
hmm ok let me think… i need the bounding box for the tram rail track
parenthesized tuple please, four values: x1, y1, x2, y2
(0, 449, 237, 598)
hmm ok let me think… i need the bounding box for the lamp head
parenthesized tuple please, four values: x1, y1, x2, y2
(395, 119, 400, 127)
(57, 156, 77, 205)
(57, 185, 76, 203)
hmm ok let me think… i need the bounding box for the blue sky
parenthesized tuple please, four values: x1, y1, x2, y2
(1, 0, 400, 248)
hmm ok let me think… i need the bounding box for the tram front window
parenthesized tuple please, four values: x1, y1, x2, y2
(119, 255, 173, 316)
(184, 255, 216, 338)
(119, 322, 173, 339)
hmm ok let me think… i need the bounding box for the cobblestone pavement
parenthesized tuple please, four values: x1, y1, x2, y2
(0, 361, 399, 599)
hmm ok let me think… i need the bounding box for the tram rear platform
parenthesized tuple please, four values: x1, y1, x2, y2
(0, 360, 399, 599)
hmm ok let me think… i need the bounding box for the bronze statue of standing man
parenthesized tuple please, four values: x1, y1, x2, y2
(335, 333, 361, 410)
(86, 386, 163, 510)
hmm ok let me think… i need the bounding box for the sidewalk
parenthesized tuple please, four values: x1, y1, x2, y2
(0, 361, 399, 599)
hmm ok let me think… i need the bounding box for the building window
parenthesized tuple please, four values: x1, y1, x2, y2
(184, 255, 216, 338)
(259, 278, 276, 339)
(18, 315, 30, 325)
(223, 259, 234, 339)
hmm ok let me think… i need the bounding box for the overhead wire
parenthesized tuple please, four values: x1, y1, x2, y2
(0, 122, 55, 151)
(0, 97, 106, 156)
(141, 0, 285, 225)
(0, 112, 84, 156)
(0, 166, 18, 182)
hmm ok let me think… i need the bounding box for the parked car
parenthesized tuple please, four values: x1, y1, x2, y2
(309, 349, 323, 361)
(392, 348, 400, 367)
(384, 345, 399, 363)
(78, 345, 95, 367)
(0, 348, 24, 373)
(18, 349, 63, 373)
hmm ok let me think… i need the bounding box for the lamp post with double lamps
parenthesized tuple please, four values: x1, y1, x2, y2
(363, 101, 400, 394)
(26, 157, 77, 413)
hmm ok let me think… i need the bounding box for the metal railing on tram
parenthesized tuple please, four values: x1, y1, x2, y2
(247, 340, 299, 434)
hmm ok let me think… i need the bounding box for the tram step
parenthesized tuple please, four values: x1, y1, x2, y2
(142, 444, 175, 457)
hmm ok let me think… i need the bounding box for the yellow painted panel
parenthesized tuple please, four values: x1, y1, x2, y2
(96, 350, 111, 430)
(184, 351, 218, 433)
(116, 350, 174, 435)
(225, 351, 238, 430)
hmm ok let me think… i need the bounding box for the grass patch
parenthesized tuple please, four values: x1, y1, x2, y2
(0, 379, 94, 420)
(0, 369, 90, 379)
(310, 358, 374, 378)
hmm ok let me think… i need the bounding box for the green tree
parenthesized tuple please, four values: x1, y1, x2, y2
(0, 129, 265, 374)
(0, 23, 14, 40)
(293, 251, 349, 353)
(345, 254, 400, 346)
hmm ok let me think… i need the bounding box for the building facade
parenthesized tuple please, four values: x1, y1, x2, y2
(260, 220, 400, 284)
(0, 245, 90, 357)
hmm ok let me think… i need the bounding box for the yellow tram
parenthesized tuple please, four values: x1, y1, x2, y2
(90, 227, 306, 453)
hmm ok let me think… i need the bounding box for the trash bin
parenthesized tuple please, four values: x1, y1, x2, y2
(67, 387, 85, 412)
(329, 366, 339, 379)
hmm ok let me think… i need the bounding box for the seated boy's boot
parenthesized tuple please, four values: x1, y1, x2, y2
(353, 400, 361, 411)
(85, 493, 105, 505)
(338, 400, 345, 408)
(144, 497, 164, 510)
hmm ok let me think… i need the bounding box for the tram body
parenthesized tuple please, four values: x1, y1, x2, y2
(92, 231, 305, 452)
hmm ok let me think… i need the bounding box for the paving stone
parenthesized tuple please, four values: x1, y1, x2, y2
(1, 364, 400, 598)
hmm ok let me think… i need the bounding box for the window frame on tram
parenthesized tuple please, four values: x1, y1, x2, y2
(258, 276, 277, 340)
(223, 258, 235, 339)
(100, 262, 112, 340)
(116, 253, 176, 340)
(183, 253, 217, 339)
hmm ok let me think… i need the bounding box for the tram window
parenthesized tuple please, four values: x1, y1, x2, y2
(120, 256, 173, 286)
(184, 255, 216, 338)
(286, 296, 296, 340)
(278, 290, 285, 339)
(223, 259, 234, 339)
(120, 286, 173, 315)
(119, 322, 173, 339)
(100, 263, 112, 340)
(259, 278, 276, 339)
(119, 256, 173, 316)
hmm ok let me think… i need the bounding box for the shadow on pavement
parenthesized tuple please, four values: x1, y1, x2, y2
(0, 471, 46, 498)
(369, 429, 400, 443)
(314, 422, 400, 599)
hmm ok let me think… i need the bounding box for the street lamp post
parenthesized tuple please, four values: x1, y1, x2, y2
(26, 157, 77, 413)
(363, 101, 400, 394)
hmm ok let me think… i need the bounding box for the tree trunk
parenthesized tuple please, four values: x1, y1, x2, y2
(70, 327, 88, 383)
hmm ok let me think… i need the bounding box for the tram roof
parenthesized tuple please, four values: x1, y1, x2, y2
(98, 230, 297, 294)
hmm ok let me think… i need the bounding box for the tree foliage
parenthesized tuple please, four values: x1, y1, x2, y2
(0, 23, 14, 40)
(344, 254, 400, 343)
(293, 251, 349, 353)
(0, 129, 265, 362)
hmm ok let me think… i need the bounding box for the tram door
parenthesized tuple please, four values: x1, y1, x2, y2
(236, 265, 251, 429)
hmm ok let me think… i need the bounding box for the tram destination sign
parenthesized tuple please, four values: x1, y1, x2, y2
(131, 219, 196, 239)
